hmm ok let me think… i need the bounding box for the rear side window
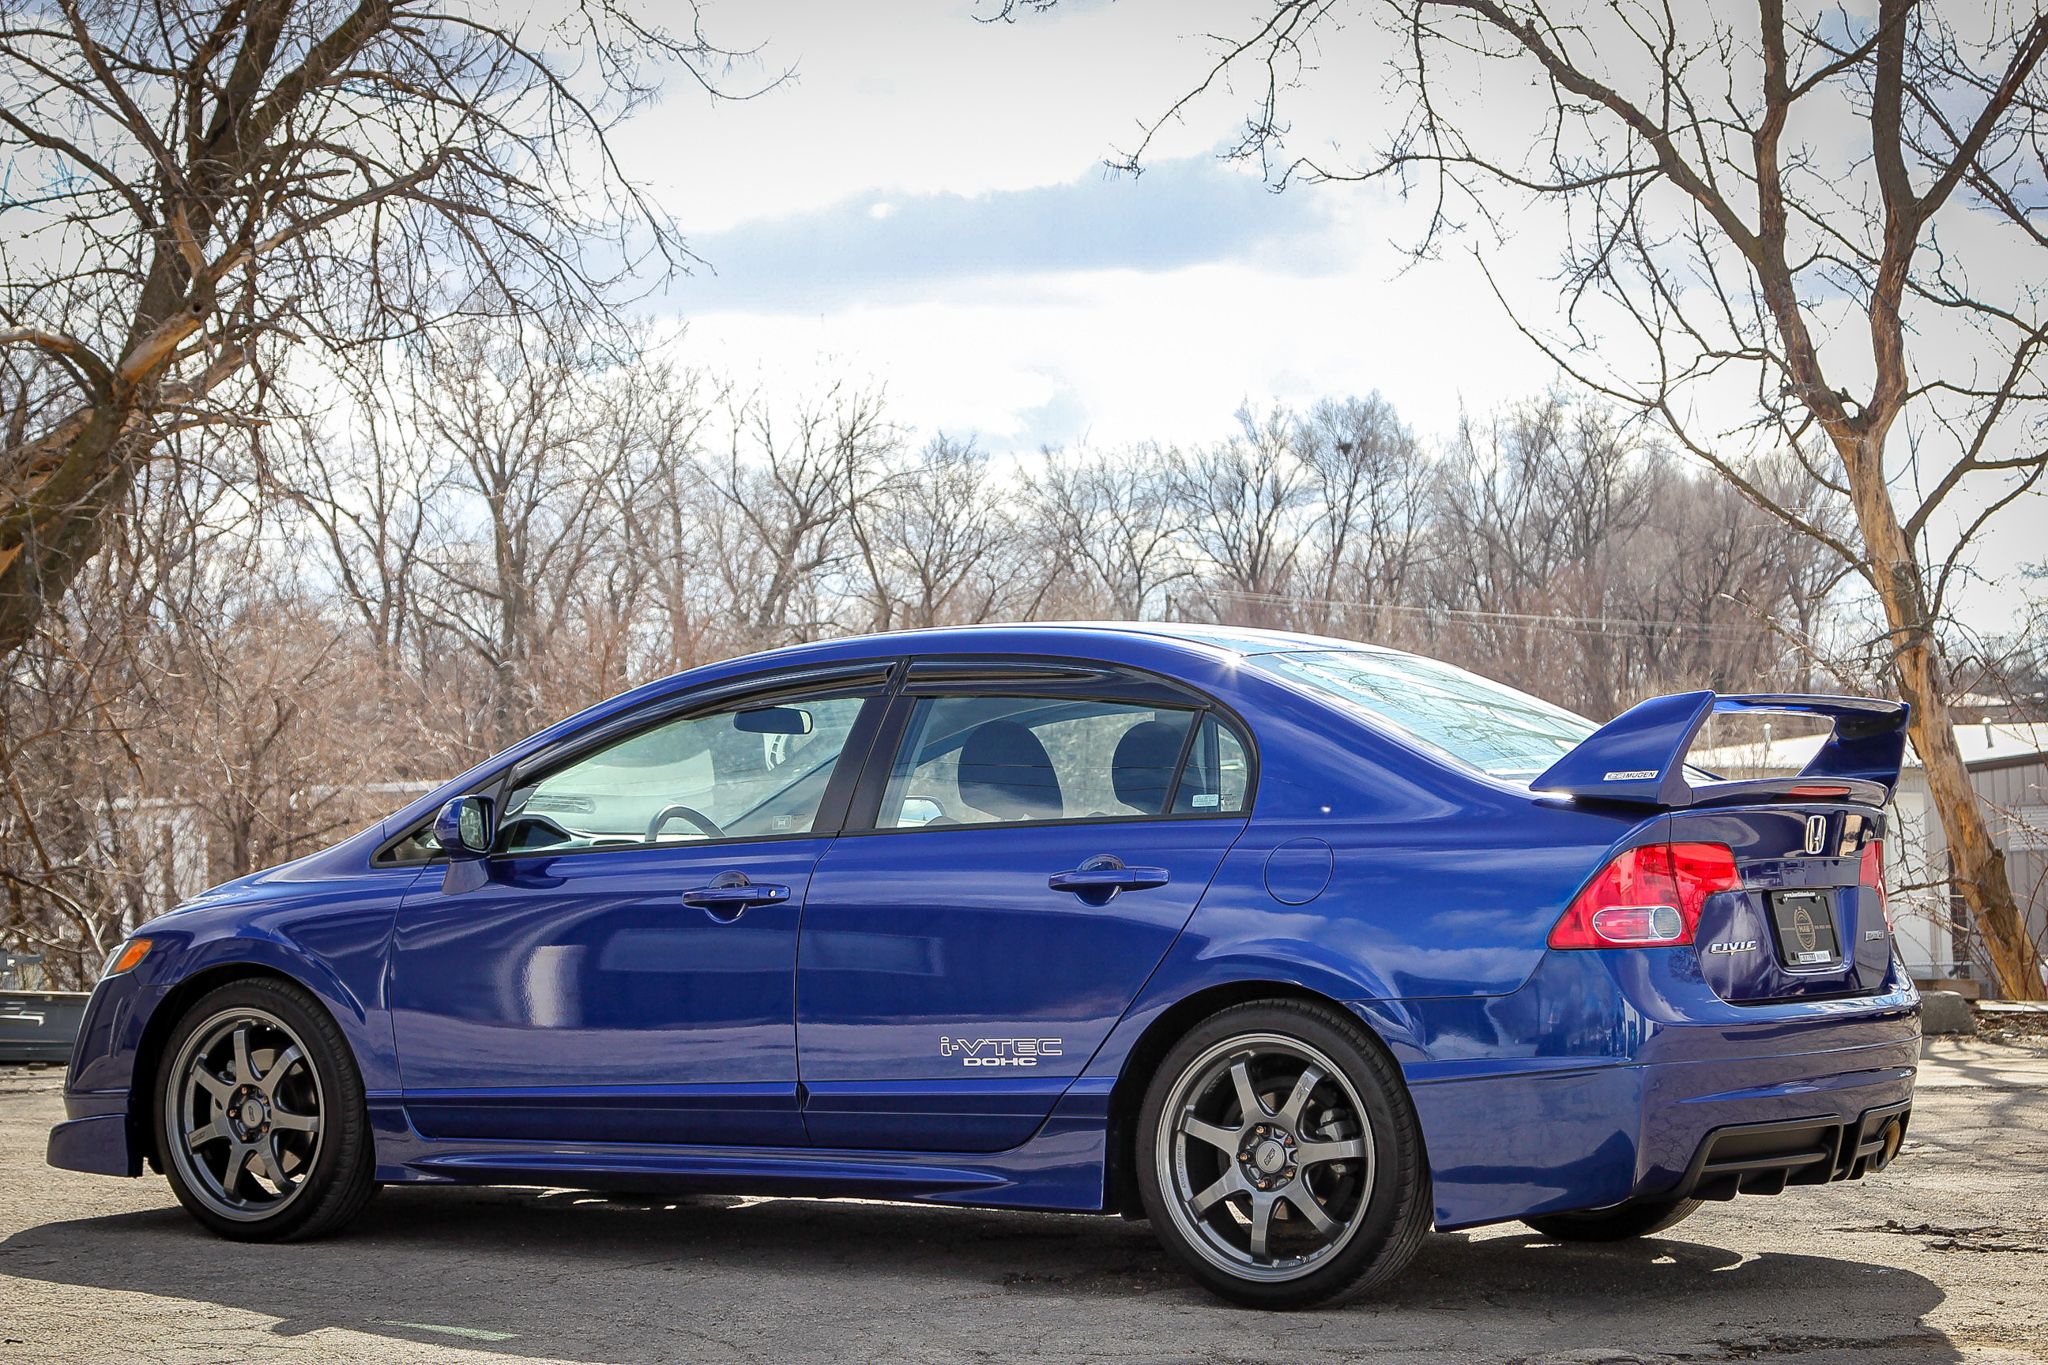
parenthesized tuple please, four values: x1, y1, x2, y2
(876, 696, 1203, 828)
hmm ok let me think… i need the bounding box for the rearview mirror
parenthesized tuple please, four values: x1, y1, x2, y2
(734, 706, 812, 736)
(433, 795, 496, 859)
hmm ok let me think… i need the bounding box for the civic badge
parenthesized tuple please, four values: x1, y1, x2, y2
(1804, 814, 1829, 856)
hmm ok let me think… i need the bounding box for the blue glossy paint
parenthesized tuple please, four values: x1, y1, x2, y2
(391, 839, 828, 1146)
(1534, 689, 1910, 806)
(797, 818, 1244, 1150)
(48, 623, 1920, 1235)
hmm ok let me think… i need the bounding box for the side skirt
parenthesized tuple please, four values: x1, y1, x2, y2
(366, 1081, 1115, 1214)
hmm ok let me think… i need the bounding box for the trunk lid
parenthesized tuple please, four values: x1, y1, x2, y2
(1672, 802, 1893, 1002)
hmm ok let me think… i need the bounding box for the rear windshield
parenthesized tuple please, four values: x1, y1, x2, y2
(1249, 649, 1596, 781)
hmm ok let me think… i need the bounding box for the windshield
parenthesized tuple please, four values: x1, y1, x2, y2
(1249, 649, 1597, 781)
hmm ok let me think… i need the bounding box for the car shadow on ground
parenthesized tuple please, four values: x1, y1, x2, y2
(2, 1186, 1959, 1362)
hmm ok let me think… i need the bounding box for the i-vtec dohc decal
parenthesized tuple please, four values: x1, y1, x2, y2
(940, 1036, 1063, 1068)
(1707, 940, 1759, 955)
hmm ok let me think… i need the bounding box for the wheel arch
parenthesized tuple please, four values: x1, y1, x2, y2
(1102, 979, 1421, 1218)
(129, 958, 355, 1173)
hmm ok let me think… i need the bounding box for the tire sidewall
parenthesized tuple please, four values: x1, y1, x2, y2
(155, 978, 370, 1241)
(1136, 1000, 1424, 1308)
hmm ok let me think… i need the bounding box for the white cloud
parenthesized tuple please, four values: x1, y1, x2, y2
(626, 0, 2041, 633)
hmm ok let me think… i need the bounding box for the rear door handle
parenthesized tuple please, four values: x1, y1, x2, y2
(1048, 855, 1169, 905)
(682, 873, 791, 920)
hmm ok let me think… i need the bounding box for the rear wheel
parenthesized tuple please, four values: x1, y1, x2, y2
(156, 977, 376, 1241)
(1136, 999, 1432, 1309)
(1523, 1196, 1703, 1242)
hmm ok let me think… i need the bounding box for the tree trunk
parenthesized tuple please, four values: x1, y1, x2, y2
(0, 412, 144, 658)
(1842, 433, 2042, 999)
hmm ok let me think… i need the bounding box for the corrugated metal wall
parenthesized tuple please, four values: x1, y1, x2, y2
(1891, 758, 2048, 989)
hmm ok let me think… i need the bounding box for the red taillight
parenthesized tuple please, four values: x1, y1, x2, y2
(1861, 838, 1892, 936)
(1549, 842, 1741, 949)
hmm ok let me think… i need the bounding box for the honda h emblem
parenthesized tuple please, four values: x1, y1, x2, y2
(1804, 814, 1829, 856)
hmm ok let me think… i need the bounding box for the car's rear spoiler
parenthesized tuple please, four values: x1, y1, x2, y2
(1530, 691, 1911, 808)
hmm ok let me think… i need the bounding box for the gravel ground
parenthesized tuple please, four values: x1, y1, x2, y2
(3, 1039, 2046, 1365)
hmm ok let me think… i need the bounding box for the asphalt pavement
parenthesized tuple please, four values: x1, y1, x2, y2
(3, 1038, 2046, 1365)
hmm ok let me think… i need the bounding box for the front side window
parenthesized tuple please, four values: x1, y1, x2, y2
(497, 692, 871, 854)
(1250, 648, 1595, 781)
(877, 695, 1201, 829)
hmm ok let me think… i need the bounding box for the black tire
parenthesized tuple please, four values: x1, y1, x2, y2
(154, 976, 377, 1242)
(1522, 1196, 1703, 1242)
(1135, 998, 1432, 1309)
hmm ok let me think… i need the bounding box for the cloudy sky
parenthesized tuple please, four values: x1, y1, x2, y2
(619, 0, 1559, 447)
(607, 0, 2039, 630)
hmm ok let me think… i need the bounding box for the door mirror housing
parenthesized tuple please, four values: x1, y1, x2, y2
(898, 796, 944, 827)
(434, 795, 496, 859)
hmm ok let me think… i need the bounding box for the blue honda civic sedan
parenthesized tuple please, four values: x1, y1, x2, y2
(49, 624, 1920, 1307)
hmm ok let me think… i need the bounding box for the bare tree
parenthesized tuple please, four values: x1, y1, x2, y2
(700, 384, 898, 649)
(1298, 393, 1430, 639)
(0, 0, 761, 661)
(1014, 0, 2048, 995)
(1024, 444, 1191, 619)
(272, 389, 446, 675)
(850, 434, 1032, 630)
(411, 324, 642, 749)
(1174, 403, 1310, 626)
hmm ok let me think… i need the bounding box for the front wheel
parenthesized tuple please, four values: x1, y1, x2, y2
(156, 977, 376, 1241)
(1136, 999, 1433, 1309)
(1523, 1196, 1703, 1242)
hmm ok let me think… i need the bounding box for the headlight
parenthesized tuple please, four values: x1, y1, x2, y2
(101, 938, 153, 979)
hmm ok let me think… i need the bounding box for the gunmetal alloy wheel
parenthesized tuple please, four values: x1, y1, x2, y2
(155, 978, 377, 1242)
(1155, 1032, 1375, 1281)
(165, 1006, 325, 1221)
(1137, 1000, 1431, 1308)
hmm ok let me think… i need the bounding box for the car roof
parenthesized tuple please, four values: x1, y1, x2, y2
(710, 621, 1403, 671)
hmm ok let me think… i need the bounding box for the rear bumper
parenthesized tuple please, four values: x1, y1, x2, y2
(1676, 1099, 1910, 1202)
(1410, 1034, 1916, 1229)
(1389, 949, 1921, 1230)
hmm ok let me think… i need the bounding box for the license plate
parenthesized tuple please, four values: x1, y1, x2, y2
(1769, 889, 1842, 968)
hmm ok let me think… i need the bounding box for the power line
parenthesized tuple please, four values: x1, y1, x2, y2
(1198, 587, 1815, 645)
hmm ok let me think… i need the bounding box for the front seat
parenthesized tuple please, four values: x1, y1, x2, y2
(956, 720, 1063, 821)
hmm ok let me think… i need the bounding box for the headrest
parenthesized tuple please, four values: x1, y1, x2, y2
(1111, 719, 1185, 814)
(957, 720, 1063, 821)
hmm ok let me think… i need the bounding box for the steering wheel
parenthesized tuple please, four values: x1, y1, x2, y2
(646, 803, 725, 841)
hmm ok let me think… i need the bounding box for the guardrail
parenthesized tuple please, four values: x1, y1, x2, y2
(0, 990, 88, 1064)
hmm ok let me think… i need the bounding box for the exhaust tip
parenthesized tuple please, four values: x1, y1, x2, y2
(1871, 1118, 1905, 1171)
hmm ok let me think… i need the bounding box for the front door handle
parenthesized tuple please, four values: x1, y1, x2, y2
(1048, 855, 1169, 906)
(682, 872, 791, 920)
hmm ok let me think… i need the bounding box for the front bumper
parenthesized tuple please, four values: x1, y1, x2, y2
(48, 1110, 140, 1177)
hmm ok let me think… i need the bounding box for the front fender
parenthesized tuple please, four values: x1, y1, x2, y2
(53, 929, 380, 1179)
(57, 869, 409, 1181)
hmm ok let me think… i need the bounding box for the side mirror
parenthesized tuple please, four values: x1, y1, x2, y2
(433, 795, 496, 859)
(898, 796, 944, 827)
